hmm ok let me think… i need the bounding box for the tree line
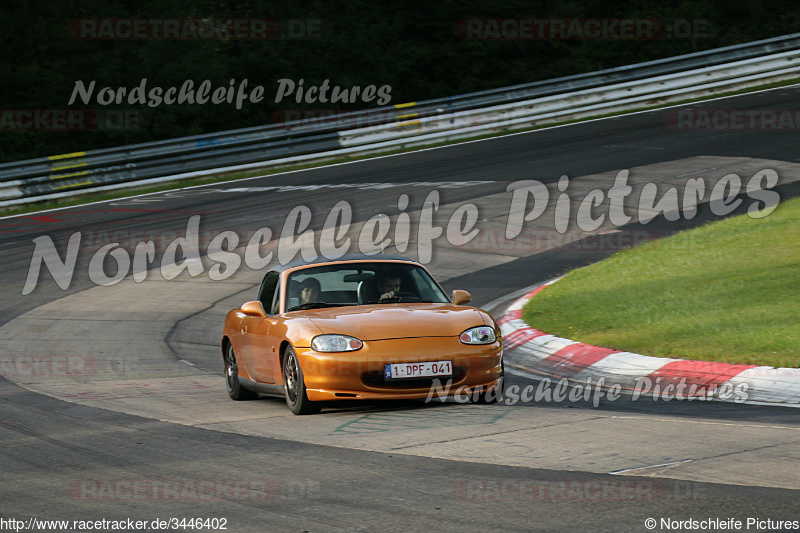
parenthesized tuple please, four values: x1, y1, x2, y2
(1, 0, 797, 162)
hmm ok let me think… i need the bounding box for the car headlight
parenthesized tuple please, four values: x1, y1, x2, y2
(459, 326, 496, 345)
(311, 334, 364, 352)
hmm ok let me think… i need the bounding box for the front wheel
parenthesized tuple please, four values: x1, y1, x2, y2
(283, 346, 320, 415)
(484, 372, 505, 404)
(476, 361, 504, 404)
(224, 344, 258, 401)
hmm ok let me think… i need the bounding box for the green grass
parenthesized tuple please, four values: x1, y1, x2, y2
(2, 76, 798, 219)
(522, 197, 800, 368)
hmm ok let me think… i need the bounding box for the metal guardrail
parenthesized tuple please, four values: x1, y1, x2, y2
(2, 33, 800, 207)
(340, 49, 800, 147)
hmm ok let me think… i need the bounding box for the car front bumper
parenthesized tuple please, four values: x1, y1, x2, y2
(295, 336, 502, 401)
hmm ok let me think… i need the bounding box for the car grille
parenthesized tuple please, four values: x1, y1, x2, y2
(361, 367, 467, 389)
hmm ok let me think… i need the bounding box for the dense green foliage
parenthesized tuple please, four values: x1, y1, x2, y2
(2, 0, 798, 162)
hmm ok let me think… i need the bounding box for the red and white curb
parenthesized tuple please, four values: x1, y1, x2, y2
(499, 279, 800, 406)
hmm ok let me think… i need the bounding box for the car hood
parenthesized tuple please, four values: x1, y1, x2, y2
(300, 303, 487, 341)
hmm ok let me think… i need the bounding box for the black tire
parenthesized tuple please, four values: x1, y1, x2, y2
(224, 343, 258, 401)
(283, 346, 320, 415)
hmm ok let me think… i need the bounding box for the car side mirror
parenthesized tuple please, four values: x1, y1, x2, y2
(451, 290, 472, 305)
(241, 301, 267, 318)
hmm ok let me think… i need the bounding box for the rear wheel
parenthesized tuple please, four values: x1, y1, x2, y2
(283, 346, 320, 415)
(224, 343, 258, 401)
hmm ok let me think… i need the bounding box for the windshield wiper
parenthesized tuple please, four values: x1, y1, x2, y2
(286, 302, 345, 312)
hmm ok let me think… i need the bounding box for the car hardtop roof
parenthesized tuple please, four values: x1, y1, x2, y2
(279, 254, 419, 273)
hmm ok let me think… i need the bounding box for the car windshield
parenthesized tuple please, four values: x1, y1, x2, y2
(285, 262, 450, 311)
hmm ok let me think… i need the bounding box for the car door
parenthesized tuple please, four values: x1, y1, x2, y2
(239, 271, 281, 383)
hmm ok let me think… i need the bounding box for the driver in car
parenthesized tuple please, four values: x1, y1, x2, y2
(299, 278, 321, 304)
(377, 273, 401, 301)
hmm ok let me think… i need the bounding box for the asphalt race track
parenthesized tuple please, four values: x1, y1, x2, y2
(2, 87, 800, 532)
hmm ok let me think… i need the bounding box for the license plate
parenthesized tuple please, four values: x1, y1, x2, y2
(384, 360, 452, 380)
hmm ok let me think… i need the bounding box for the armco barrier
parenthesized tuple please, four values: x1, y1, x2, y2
(339, 49, 800, 148)
(2, 33, 800, 208)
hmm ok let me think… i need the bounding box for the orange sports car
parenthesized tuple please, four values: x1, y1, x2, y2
(221, 255, 503, 414)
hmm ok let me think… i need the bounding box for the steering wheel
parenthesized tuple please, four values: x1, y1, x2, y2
(391, 291, 421, 301)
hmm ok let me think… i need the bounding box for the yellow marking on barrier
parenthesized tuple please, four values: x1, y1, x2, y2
(50, 171, 90, 181)
(394, 102, 417, 109)
(397, 120, 421, 127)
(397, 113, 419, 119)
(47, 152, 86, 160)
(54, 180, 93, 190)
(50, 161, 87, 172)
